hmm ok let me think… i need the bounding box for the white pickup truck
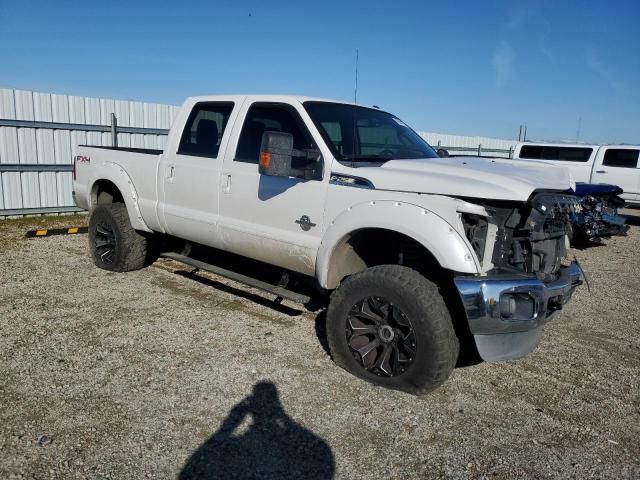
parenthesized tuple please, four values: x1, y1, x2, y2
(513, 142, 640, 205)
(73, 95, 583, 394)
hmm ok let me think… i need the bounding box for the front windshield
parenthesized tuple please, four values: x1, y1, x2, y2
(304, 101, 438, 163)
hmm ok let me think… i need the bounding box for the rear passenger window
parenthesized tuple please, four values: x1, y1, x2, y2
(554, 147, 592, 161)
(520, 145, 593, 162)
(235, 104, 314, 163)
(519, 145, 543, 159)
(602, 149, 639, 168)
(178, 102, 234, 158)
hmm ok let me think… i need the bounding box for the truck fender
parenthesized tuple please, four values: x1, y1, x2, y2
(89, 163, 152, 233)
(317, 201, 479, 289)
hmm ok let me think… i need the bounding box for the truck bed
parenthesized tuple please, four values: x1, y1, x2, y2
(73, 144, 164, 218)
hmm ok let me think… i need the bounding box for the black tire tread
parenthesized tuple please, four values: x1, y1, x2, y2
(327, 265, 459, 395)
(89, 203, 148, 272)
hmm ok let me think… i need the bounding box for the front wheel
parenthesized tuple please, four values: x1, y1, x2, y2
(326, 265, 459, 395)
(88, 203, 149, 272)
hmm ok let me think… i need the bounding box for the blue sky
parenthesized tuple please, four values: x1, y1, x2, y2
(0, 0, 638, 143)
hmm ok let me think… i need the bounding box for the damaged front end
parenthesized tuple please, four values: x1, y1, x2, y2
(570, 185, 628, 244)
(455, 192, 583, 362)
(462, 192, 576, 278)
(489, 192, 576, 280)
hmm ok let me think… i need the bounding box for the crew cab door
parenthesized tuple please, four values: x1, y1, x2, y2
(158, 101, 236, 247)
(591, 147, 640, 202)
(218, 101, 328, 275)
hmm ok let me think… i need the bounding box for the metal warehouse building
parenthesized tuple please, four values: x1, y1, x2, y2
(0, 88, 515, 217)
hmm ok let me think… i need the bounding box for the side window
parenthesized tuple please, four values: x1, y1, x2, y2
(178, 102, 234, 158)
(235, 104, 314, 163)
(519, 145, 592, 162)
(602, 149, 639, 168)
(553, 147, 592, 162)
(519, 145, 543, 159)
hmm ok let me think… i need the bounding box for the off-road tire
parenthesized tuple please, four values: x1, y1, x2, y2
(326, 265, 459, 395)
(88, 203, 148, 272)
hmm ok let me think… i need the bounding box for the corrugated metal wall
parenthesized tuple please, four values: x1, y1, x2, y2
(0, 88, 179, 215)
(0, 88, 516, 215)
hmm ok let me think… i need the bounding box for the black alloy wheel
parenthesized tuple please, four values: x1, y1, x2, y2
(94, 222, 117, 265)
(88, 203, 150, 272)
(346, 296, 417, 377)
(326, 265, 459, 395)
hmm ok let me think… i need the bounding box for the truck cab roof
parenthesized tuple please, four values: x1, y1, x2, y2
(515, 141, 640, 149)
(184, 94, 368, 108)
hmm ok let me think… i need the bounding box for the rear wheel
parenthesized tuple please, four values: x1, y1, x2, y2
(88, 203, 149, 272)
(326, 265, 459, 395)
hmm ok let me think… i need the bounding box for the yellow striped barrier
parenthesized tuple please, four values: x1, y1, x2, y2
(25, 227, 88, 238)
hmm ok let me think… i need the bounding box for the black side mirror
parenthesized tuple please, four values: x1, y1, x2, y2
(259, 131, 322, 180)
(437, 148, 450, 158)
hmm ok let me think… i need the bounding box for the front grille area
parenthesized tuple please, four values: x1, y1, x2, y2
(490, 193, 576, 281)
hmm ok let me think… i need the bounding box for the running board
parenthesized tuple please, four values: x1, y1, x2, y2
(159, 252, 311, 304)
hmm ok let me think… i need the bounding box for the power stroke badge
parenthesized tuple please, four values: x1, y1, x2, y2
(295, 215, 316, 231)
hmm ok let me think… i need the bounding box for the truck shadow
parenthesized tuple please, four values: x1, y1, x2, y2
(314, 310, 331, 356)
(621, 212, 640, 227)
(257, 175, 301, 201)
(571, 240, 608, 251)
(173, 270, 304, 317)
(178, 381, 335, 480)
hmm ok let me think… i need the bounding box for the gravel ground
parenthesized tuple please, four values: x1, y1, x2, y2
(1, 211, 639, 479)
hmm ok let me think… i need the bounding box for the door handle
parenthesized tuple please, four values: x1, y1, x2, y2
(167, 165, 175, 182)
(222, 174, 232, 193)
(595, 170, 607, 174)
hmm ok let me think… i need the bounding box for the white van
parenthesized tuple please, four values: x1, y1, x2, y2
(513, 142, 640, 204)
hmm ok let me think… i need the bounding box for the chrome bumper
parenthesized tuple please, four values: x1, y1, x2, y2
(454, 262, 583, 361)
(455, 262, 583, 335)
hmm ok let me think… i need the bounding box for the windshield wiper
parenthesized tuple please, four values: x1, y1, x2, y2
(340, 154, 392, 161)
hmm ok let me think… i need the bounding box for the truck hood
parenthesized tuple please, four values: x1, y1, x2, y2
(353, 156, 575, 202)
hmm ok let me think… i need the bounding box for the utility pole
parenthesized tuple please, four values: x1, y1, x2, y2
(518, 125, 528, 141)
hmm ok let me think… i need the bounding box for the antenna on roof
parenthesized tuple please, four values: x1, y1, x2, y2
(354, 49, 359, 105)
